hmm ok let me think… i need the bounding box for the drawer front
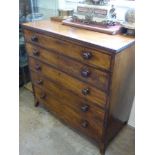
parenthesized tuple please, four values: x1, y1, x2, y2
(31, 71, 105, 124)
(34, 85, 103, 141)
(29, 57, 107, 108)
(24, 29, 112, 71)
(26, 43, 110, 91)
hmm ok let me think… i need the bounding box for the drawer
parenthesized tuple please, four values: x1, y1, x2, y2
(26, 43, 110, 91)
(34, 85, 104, 141)
(31, 71, 105, 124)
(24, 29, 112, 71)
(29, 57, 107, 108)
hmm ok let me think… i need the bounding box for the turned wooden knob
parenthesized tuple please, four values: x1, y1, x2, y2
(31, 35, 38, 42)
(81, 68, 91, 77)
(82, 51, 92, 60)
(36, 79, 43, 85)
(35, 64, 41, 71)
(81, 120, 89, 128)
(32, 49, 40, 56)
(40, 92, 46, 99)
(82, 88, 90, 95)
(81, 104, 89, 112)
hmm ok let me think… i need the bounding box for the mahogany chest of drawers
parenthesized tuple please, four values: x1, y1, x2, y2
(22, 20, 135, 155)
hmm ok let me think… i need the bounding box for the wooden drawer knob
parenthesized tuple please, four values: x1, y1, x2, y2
(32, 49, 40, 56)
(31, 35, 38, 42)
(82, 88, 90, 95)
(81, 68, 91, 78)
(81, 120, 89, 128)
(81, 104, 89, 112)
(35, 64, 41, 71)
(36, 79, 43, 85)
(40, 92, 46, 99)
(82, 51, 92, 60)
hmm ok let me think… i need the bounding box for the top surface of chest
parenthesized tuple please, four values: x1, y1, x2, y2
(22, 20, 135, 53)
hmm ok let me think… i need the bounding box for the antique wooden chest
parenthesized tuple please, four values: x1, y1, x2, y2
(22, 20, 135, 155)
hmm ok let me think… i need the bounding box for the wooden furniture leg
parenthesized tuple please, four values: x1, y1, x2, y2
(35, 101, 39, 107)
(99, 142, 106, 155)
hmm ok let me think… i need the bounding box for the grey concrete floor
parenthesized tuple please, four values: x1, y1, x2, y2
(19, 87, 135, 155)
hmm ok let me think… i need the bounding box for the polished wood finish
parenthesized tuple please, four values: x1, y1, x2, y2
(105, 45, 135, 145)
(24, 29, 112, 71)
(31, 71, 105, 123)
(22, 20, 134, 52)
(34, 86, 104, 141)
(22, 20, 135, 155)
(26, 43, 110, 91)
(29, 57, 107, 107)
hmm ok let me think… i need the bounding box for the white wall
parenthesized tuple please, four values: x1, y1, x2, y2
(58, 0, 66, 9)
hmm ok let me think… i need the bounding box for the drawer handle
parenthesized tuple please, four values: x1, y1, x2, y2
(36, 79, 43, 85)
(81, 120, 89, 128)
(31, 35, 38, 42)
(82, 51, 92, 60)
(32, 49, 40, 56)
(81, 68, 91, 78)
(82, 88, 90, 95)
(35, 64, 41, 71)
(40, 92, 46, 99)
(81, 104, 89, 112)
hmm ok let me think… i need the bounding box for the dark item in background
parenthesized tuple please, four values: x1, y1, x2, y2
(19, 0, 31, 19)
(19, 44, 28, 67)
(19, 66, 30, 87)
(19, 29, 30, 87)
(121, 27, 135, 36)
(19, 0, 43, 23)
(121, 8, 135, 36)
(126, 29, 135, 36)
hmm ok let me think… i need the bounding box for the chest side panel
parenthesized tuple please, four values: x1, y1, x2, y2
(105, 45, 135, 145)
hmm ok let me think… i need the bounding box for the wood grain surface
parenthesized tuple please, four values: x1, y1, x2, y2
(29, 57, 107, 108)
(34, 85, 104, 141)
(26, 43, 110, 91)
(23, 20, 135, 155)
(105, 45, 135, 146)
(24, 30, 112, 71)
(22, 20, 135, 52)
(31, 71, 105, 123)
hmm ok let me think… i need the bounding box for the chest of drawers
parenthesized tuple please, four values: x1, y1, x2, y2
(22, 20, 135, 155)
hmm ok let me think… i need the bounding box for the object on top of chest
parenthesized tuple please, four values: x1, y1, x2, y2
(62, 4, 120, 35)
(75, 4, 116, 22)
